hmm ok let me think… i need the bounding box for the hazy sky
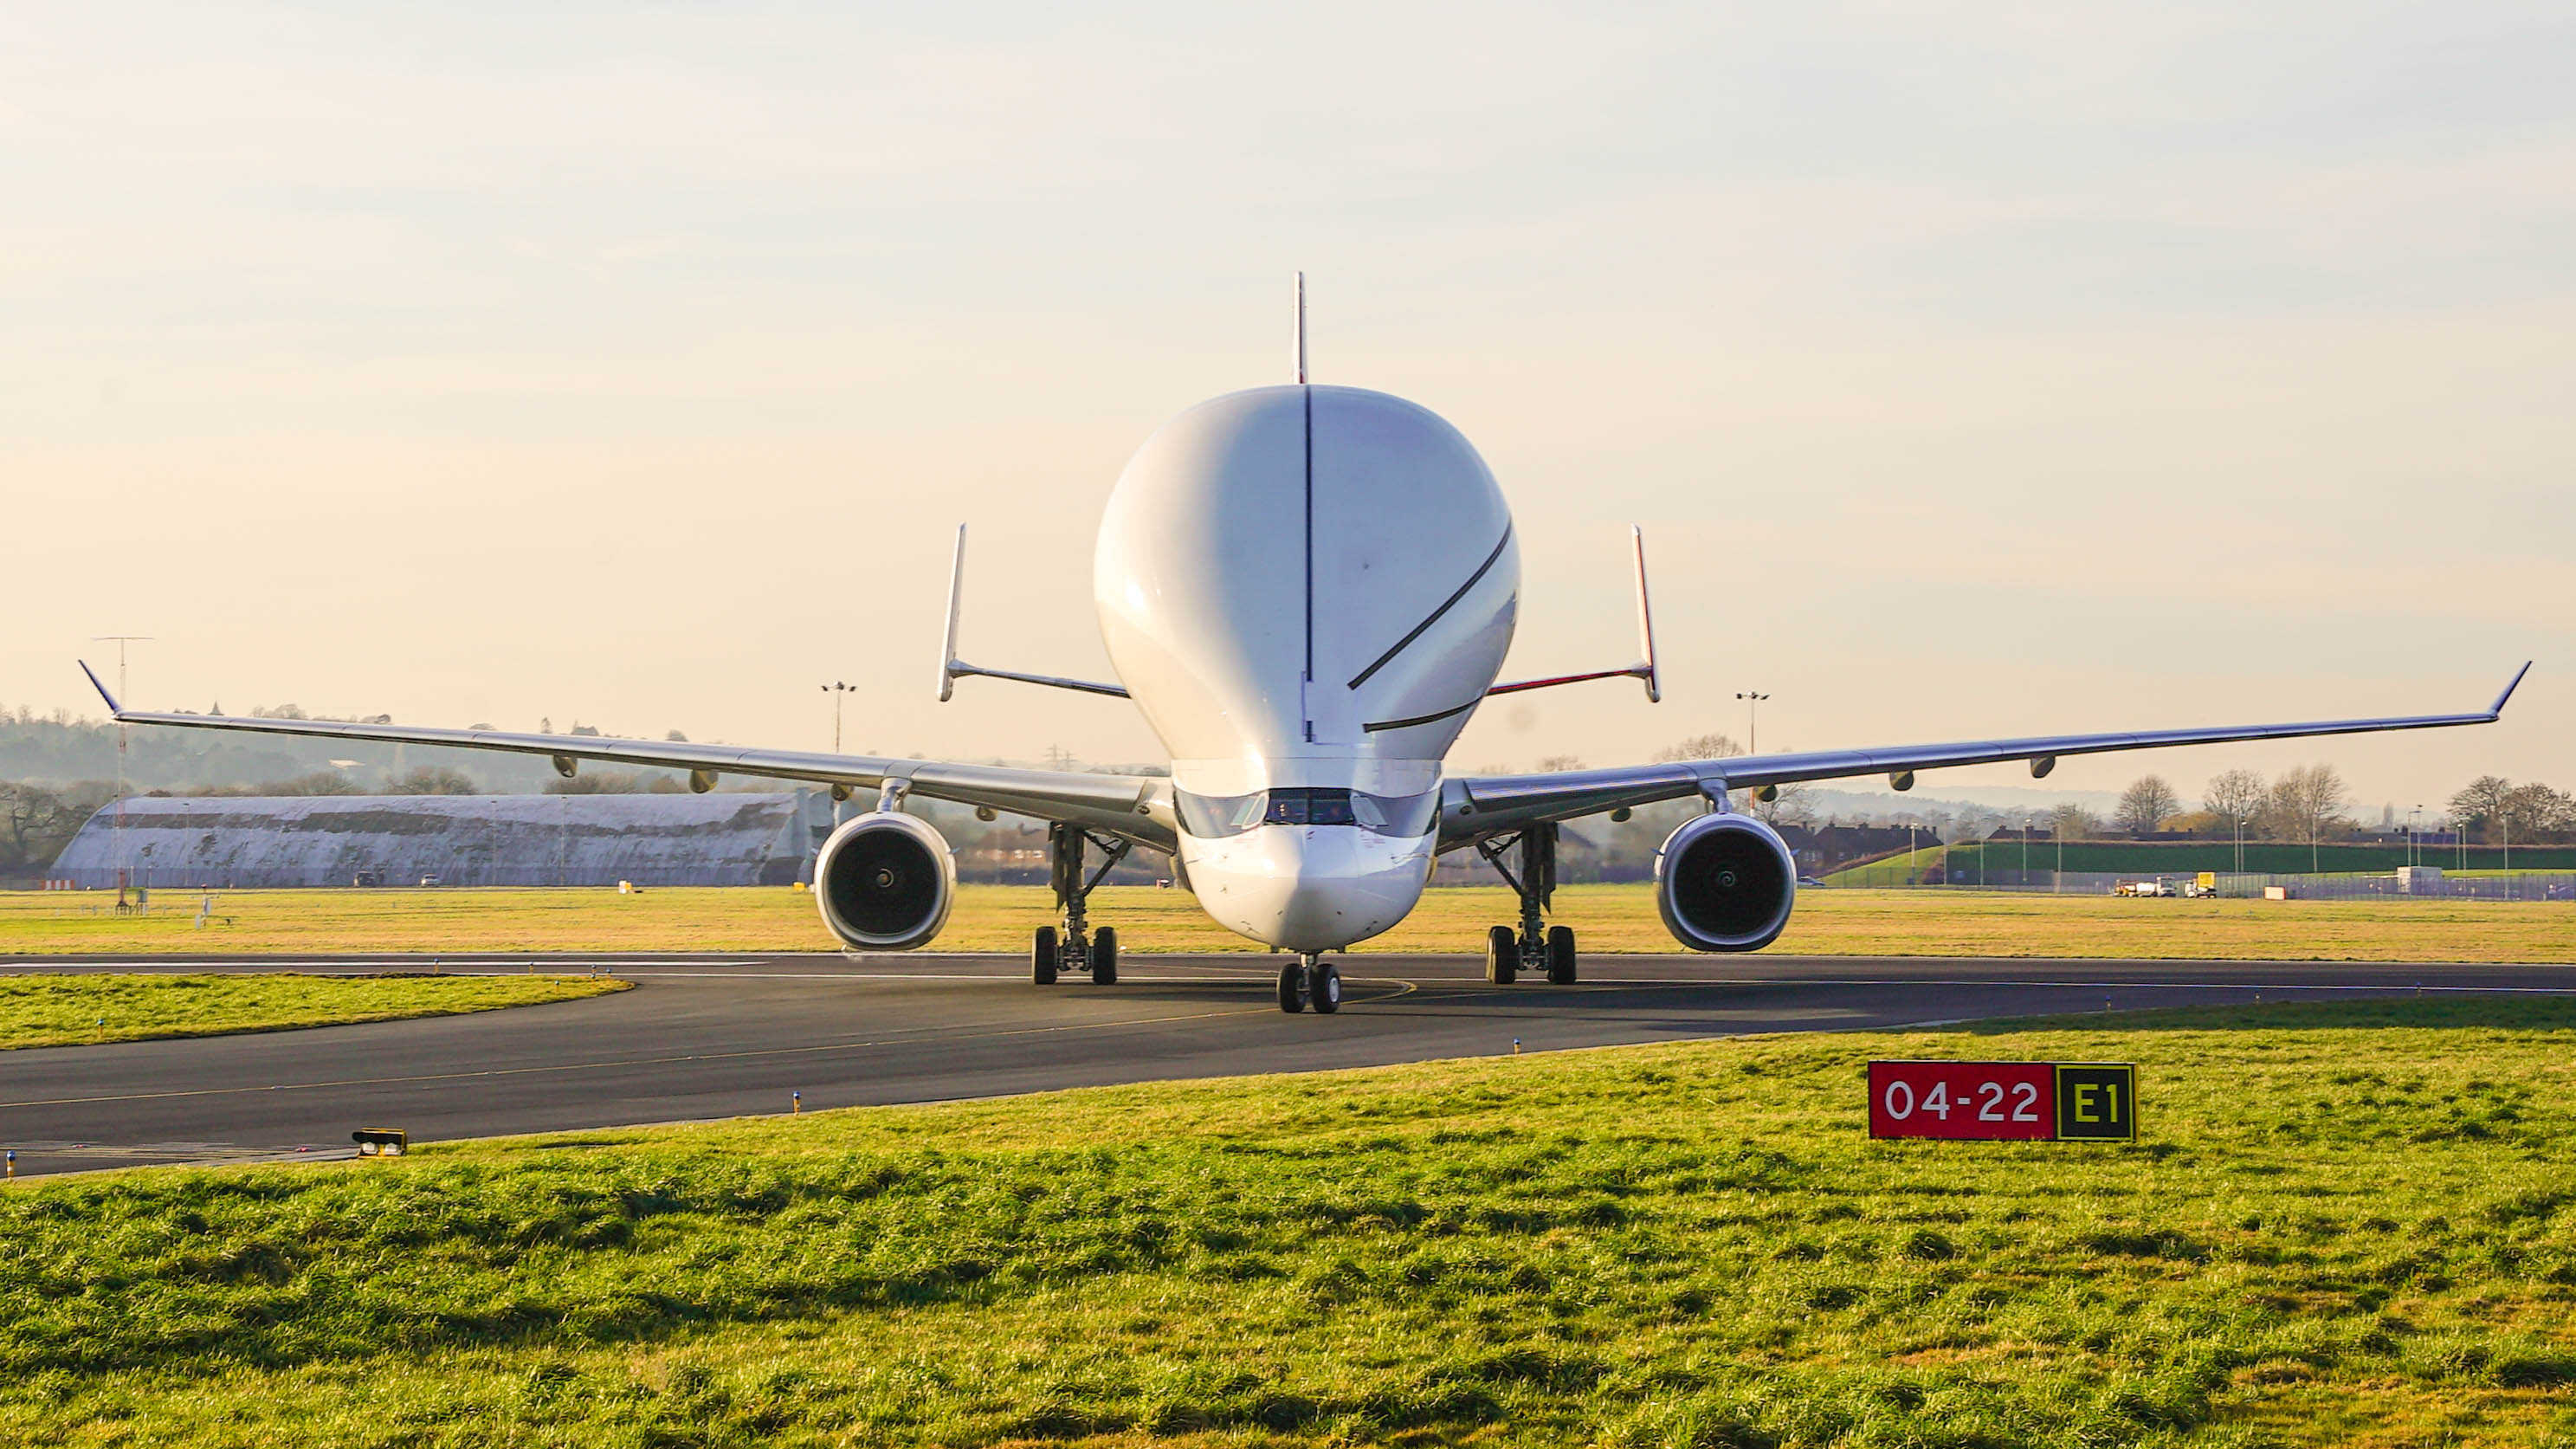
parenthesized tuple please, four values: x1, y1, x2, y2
(5, 2, 2568, 813)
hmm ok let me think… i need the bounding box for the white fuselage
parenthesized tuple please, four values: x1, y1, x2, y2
(1094, 385, 1519, 952)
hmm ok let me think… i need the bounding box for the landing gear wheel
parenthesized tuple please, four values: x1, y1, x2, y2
(1546, 925, 1577, 985)
(1310, 961, 1342, 1013)
(1032, 926, 1059, 986)
(1091, 927, 1119, 985)
(1276, 960, 1310, 1013)
(1485, 925, 1520, 985)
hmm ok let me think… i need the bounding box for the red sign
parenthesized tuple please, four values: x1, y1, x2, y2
(1867, 1061, 2136, 1142)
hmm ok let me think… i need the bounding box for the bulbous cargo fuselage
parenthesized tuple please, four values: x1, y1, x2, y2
(1095, 385, 1517, 951)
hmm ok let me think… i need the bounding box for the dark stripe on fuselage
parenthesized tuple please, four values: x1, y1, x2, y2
(1360, 696, 1480, 734)
(1345, 526, 1512, 692)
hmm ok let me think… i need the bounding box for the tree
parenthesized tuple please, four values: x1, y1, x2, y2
(2271, 763, 2350, 870)
(2202, 768, 2267, 832)
(1535, 755, 1586, 773)
(268, 770, 363, 797)
(2449, 776, 2515, 840)
(0, 780, 117, 873)
(386, 767, 478, 796)
(2049, 802, 2100, 840)
(1741, 780, 1816, 829)
(1653, 734, 1741, 763)
(2114, 775, 2181, 837)
(2501, 781, 2574, 838)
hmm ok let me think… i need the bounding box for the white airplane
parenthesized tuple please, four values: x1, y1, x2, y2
(82, 281, 2529, 1013)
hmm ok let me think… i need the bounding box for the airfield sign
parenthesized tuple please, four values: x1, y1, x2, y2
(1868, 1061, 2136, 1142)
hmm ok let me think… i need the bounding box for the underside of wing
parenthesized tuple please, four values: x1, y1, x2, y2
(77, 664, 1175, 851)
(1440, 663, 2531, 846)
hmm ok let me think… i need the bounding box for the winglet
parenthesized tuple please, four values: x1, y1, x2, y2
(937, 524, 968, 703)
(77, 659, 121, 716)
(1630, 524, 1661, 704)
(2491, 661, 2534, 717)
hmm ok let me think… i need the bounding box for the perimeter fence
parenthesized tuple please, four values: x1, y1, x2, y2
(1845, 868, 2576, 902)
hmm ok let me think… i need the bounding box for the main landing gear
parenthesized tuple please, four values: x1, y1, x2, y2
(1474, 822, 1578, 986)
(1032, 823, 1130, 986)
(1276, 954, 1342, 1014)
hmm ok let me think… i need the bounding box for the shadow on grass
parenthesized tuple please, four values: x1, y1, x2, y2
(1953, 994, 2576, 1035)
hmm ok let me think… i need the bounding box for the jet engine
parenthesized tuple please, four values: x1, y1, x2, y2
(813, 812, 956, 951)
(1655, 811, 1797, 953)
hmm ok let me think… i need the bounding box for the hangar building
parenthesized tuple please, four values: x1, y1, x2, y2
(50, 792, 839, 889)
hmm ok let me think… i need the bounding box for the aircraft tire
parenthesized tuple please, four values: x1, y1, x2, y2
(1092, 927, 1119, 985)
(1546, 925, 1577, 985)
(1033, 926, 1059, 986)
(1485, 926, 1519, 985)
(1311, 961, 1341, 1013)
(1276, 960, 1309, 1013)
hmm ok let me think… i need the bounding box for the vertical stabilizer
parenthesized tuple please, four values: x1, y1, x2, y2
(1294, 271, 1307, 384)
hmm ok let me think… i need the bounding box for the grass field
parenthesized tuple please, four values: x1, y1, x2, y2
(6, 998, 2574, 1445)
(3, 883, 2573, 962)
(0, 973, 629, 1050)
(1824, 846, 1946, 888)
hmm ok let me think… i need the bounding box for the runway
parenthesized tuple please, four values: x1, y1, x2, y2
(3, 952, 2572, 1177)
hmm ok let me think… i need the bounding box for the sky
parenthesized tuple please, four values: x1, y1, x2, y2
(3, 2, 2569, 815)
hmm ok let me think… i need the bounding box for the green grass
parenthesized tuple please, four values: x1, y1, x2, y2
(1823, 846, 1946, 888)
(0, 973, 628, 1050)
(9, 999, 2576, 1445)
(5, 884, 2573, 962)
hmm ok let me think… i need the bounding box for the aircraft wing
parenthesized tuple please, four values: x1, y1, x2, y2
(77, 663, 1176, 852)
(1439, 663, 2531, 847)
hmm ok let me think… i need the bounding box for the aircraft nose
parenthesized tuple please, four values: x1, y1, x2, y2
(1185, 826, 1430, 953)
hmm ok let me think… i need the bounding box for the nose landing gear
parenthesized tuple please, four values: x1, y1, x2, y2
(1277, 954, 1341, 1014)
(1474, 823, 1579, 986)
(1032, 823, 1131, 986)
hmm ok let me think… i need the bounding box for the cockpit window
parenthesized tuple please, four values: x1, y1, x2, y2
(1266, 786, 1353, 826)
(1352, 788, 1440, 838)
(1175, 789, 1266, 838)
(1177, 786, 1439, 838)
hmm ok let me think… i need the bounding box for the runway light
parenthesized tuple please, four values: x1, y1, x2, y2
(1512, 1038, 1521, 1055)
(5, 1149, 13, 1181)
(792, 1090, 802, 1115)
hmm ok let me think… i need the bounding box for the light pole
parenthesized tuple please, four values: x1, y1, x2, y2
(1735, 691, 1769, 755)
(819, 682, 855, 754)
(2234, 816, 2246, 877)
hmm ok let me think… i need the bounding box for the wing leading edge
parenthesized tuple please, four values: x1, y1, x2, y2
(74, 663, 1176, 852)
(1440, 663, 2532, 847)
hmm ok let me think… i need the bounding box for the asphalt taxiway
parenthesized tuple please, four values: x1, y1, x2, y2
(4, 952, 2572, 1176)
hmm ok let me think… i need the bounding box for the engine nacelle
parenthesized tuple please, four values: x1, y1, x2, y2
(1655, 811, 1797, 953)
(813, 812, 956, 950)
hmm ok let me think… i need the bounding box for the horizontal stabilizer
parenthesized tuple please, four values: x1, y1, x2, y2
(938, 523, 1129, 702)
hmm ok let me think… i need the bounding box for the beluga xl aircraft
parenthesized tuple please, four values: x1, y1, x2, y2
(83, 279, 2530, 1014)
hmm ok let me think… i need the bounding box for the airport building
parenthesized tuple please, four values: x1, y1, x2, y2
(49, 792, 842, 889)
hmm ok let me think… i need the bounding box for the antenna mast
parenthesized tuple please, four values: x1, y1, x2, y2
(92, 635, 151, 897)
(1294, 271, 1307, 384)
